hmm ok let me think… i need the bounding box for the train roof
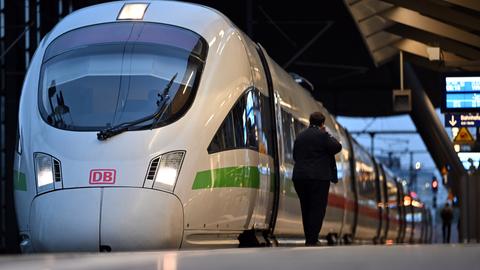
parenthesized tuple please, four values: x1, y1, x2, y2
(43, 1, 235, 47)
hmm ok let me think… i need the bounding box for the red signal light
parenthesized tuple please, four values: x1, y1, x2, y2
(432, 177, 439, 193)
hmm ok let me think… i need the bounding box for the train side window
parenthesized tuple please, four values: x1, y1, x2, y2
(293, 118, 306, 136)
(232, 96, 247, 148)
(259, 94, 274, 156)
(354, 144, 377, 202)
(388, 183, 398, 210)
(208, 90, 259, 154)
(281, 110, 294, 164)
(245, 90, 259, 149)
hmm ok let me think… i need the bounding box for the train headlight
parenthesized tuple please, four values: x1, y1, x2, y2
(144, 151, 185, 192)
(34, 153, 54, 194)
(16, 127, 22, 155)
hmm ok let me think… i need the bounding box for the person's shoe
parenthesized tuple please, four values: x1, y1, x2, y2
(305, 241, 319, 246)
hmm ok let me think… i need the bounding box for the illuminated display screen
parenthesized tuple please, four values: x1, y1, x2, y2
(444, 75, 480, 111)
(446, 77, 480, 92)
(446, 93, 480, 109)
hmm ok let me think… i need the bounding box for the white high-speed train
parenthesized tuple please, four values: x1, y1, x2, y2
(13, 1, 431, 252)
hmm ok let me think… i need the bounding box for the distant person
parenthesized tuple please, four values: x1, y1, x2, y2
(441, 202, 454, 243)
(467, 158, 476, 173)
(292, 112, 342, 246)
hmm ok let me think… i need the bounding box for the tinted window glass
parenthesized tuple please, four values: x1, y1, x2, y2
(293, 118, 307, 137)
(387, 180, 399, 210)
(258, 94, 274, 156)
(44, 22, 205, 61)
(281, 110, 295, 164)
(39, 22, 207, 131)
(208, 90, 259, 153)
(354, 144, 377, 201)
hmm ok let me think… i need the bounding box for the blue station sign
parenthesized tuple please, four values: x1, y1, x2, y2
(442, 74, 480, 112)
(445, 113, 480, 127)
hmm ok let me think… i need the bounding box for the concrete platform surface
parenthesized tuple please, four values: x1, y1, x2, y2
(0, 244, 479, 270)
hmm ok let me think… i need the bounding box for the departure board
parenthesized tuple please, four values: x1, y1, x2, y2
(444, 75, 480, 111)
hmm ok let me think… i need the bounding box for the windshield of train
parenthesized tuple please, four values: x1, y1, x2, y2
(39, 22, 207, 131)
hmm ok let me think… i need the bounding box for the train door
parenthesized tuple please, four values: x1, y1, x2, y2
(255, 44, 304, 239)
(396, 180, 406, 243)
(380, 165, 390, 243)
(352, 144, 380, 243)
(420, 208, 427, 243)
(385, 176, 400, 243)
(249, 91, 275, 230)
(342, 130, 358, 243)
(412, 204, 423, 243)
(320, 113, 348, 242)
(274, 108, 305, 237)
(253, 44, 281, 237)
(429, 210, 434, 243)
(374, 163, 387, 243)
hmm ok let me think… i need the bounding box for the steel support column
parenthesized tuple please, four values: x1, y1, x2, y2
(0, 0, 6, 252)
(1, 0, 73, 253)
(405, 62, 468, 242)
(464, 171, 480, 243)
(477, 172, 480, 243)
(1, 0, 27, 253)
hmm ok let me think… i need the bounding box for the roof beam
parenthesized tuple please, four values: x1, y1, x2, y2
(387, 24, 480, 60)
(394, 38, 465, 61)
(444, 0, 480, 12)
(404, 54, 458, 73)
(445, 59, 480, 69)
(381, 0, 480, 32)
(366, 31, 402, 52)
(372, 46, 398, 65)
(394, 38, 480, 71)
(358, 14, 395, 37)
(382, 7, 480, 48)
(349, 0, 392, 22)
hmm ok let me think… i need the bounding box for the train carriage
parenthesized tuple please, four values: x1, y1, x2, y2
(13, 1, 430, 252)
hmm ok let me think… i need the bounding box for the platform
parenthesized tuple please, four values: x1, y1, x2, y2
(1, 244, 479, 270)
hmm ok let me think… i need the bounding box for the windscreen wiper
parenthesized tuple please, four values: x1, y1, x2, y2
(97, 73, 178, 141)
(47, 88, 71, 128)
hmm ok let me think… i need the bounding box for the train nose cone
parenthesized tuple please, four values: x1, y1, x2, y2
(100, 188, 183, 251)
(30, 189, 102, 252)
(29, 188, 183, 252)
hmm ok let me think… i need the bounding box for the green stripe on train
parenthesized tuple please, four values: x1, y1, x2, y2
(192, 166, 260, 189)
(14, 170, 27, 191)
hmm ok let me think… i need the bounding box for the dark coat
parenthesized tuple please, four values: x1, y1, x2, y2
(441, 206, 454, 224)
(292, 126, 342, 183)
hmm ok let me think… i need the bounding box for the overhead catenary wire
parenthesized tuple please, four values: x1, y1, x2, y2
(0, 21, 33, 61)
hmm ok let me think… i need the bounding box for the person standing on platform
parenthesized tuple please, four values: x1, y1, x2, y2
(441, 202, 454, 243)
(292, 112, 342, 246)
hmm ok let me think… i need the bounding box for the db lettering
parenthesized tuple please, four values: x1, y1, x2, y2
(89, 169, 116, 184)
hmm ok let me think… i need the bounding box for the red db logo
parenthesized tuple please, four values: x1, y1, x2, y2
(89, 169, 116, 184)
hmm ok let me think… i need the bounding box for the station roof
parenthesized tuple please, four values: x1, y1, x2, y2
(186, 0, 480, 116)
(346, 0, 480, 70)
